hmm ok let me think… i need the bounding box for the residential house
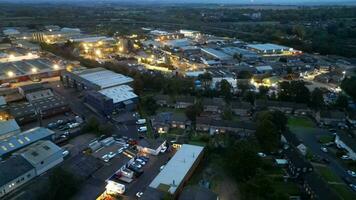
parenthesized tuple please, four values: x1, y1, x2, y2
(283, 147, 313, 178)
(255, 99, 310, 115)
(154, 95, 173, 107)
(174, 96, 195, 109)
(201, 98, 225, 113)
(303, 172, 341, 200)
(151, 112, 191, 134)
(281, 131, 308, 156)
(315, 110, 345, 126)
(231, 101, 252, 116)
(196, 117, 256, 137)
(334, 133, 356, 161)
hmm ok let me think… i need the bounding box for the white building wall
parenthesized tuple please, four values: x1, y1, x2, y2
(0, 168, 36, 198)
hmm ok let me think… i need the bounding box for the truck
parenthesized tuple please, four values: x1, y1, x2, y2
(137, 126, 147, 132)
(105, 181, 125, 195)
(136, 119, 146, 125)
(115, 172, 133, 183)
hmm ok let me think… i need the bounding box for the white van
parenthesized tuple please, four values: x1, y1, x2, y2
(136, 119, 146, 125)
(138, 126, 147, 132)
(106, 181, 125, 195)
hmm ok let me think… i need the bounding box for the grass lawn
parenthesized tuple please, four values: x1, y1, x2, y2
(318, 135, 334, 144)
(157, 107, 185, 114)
(288, 117, 315, 128)
(330, 184, 356, 200)
(273, 181, 300, 196)
(315, 165, 342, 183)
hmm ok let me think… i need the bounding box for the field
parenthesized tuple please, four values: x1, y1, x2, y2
(288, 117, 315, 128)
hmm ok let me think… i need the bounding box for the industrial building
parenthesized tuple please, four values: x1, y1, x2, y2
(0, 156, 36, 198)
(0, 127, 55, 158)
(147, 144, 204, 197)
(61, 67, 133, 90)
(0, 57, 64, 83)
(0, 119, 21, 141)
(201, 48, 232, 61)
(246, 43, 301, 55)
(16, 140, 64, 175)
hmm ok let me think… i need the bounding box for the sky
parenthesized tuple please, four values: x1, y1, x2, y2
(2, 0, 356, 4)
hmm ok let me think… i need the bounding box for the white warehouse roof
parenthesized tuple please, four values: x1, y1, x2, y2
(79, 68, 133, 89)
(99, 85, 137, 104)
(0, 119, 20, 137)
(149, 144, 204, 194)
(247, 43, 292, 51)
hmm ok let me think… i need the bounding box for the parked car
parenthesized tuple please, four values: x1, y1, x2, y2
(118, 148, 124, 154)
(321, 147, 328, 153)
(160, 165, 165, 171)
(136, 158, 146, 165)
(62, 150, 70, 157)
(350, 184, 356, 192)
(138, 126, 147, 132)
(108, 152, 116, 159)
(102, 154, 110, 162)
(131, 162, 142, 169)
(257, 152, 267, 158)
(136, 119, 146, 125)
(347, 170, 356, 177)
(341, 155, 351, 160)
(160, 146, 167, 153)
(138, 156, 149, 162)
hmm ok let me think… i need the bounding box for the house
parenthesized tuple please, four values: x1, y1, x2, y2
(231, 101, 252, 116)
(136, 139, 166, 156)
(0, 119, 21, 141)
(0, 156, 36, 198)
(315, 110, 345, 126)
(151, 112, 191, 134)
(196, 117, 256, 137)
(174, 96, 195, 109)
(334, 133, 356, 161)
(281, 131, 308, 156)
(15, 140, 64, 175)
(154, 95, 173, 107)
(201, 98, 225, 113)
(255, 99, 310, 115)
(303, 172, 341, 200)
(179, 185, 218, 200)
(283, 147, 313, 178)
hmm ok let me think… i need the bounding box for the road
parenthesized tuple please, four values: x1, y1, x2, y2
(290, 126, 356, 186)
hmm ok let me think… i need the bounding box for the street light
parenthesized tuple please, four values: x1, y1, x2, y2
(95, 49, 101, 56)
(53, 64, 59, 70)
(7, 71, 14, 77)
(31, 67, 38, 73)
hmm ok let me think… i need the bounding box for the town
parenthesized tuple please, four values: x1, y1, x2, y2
(0, 2, 356, 200)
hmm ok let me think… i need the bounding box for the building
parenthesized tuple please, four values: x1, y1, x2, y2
(0, 156, 36, 198)
(0, 127, 55, 158)
(136, 139, 167, 156)
(179, 30, 200, 38)
(18, 83, 54, 102)
(30, 95, 70, 118)
(334, 133, 356, 161)
(0, 119, 21, 141)
(179, 185, 218, 200)
(246, 43, 301, 55)
(148, 144, 204, 197)
(315, 110, 346, 126)
(0, 96, 7, 109)
(151, 112, 191, 134)
(196, 117, 256, 137)
(283, 147, 313, 178)
(174, 96, 195, 109)
(231, 101, 252, 116)
(255, 100, 310, 115)
(8, 102, 37, 125)
(61, 67, 133, 91)
(85, 85, 138, 115)
(202, 98, 226, 113)
(16, 140, 64, 175)
(281, 131, 308, 156)
(201, 48, 232, 61)
(303, 172, 341, 200)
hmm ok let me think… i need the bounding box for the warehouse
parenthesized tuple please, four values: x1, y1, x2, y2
(0, 127, 55, 158)
(0, 119, 21, 141)
(16, 140, 64, 175)
(147, 144, 204, 197)
(201, 48, 232, 61)
(0, 58, 64, 83)
(85, 85, 138, 115)
(61, 67, 133, 91)
(246, 43, 301, 55)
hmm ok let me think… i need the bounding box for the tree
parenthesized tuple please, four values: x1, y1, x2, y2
(45, 168, 81, 200)
(310, 88, 325, 110)
(256, 112, 281, 152)
(82, 115, 100, 133)
(219, 79, 233, 101)
(335, 94, 348, 110)
(341, 76, 356, 100)
(185, 103, 203, 122)
(243, 91, 256, 105)
(222, 106, 233, 120)
(225, 141, 261, 181)
(236, 70, 253, 79)
(237, 82, 250, 95)
(278, 81, 310, 104)
(258, 86, 269, 98)
(270, 110, 288, 132)
(140, 96, 158, 116)
(198, 72, 212, 89)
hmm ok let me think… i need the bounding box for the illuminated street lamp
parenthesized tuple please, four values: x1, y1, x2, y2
(8, 54, 15, 59)
(53, 64, 59, 70)
(119, 47, 123, 52)
(7, 71, 14, 77)
(31, 67, 38, 73)
(95, 49, 102, 56)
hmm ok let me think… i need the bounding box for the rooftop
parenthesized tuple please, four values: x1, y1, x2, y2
(0, 119, 20, 136)
(70, 36, 114, 43)
(77, 67, 133, 89)
(246, 43, 292, 51)
(98, 85, 137, 104)
(0, 156, 33, 186)
(0, 96, 6, 107)
(17, 140, 62, 165)
(149, 144, 204, 194)
(201, 48, 232, 60)
(0, 127, 54, 157)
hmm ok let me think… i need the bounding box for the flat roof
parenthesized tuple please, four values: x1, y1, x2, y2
(70, 36, 114, 43)
(246, 43, 292, 51)
(78, 68, 133, 89)
(149, 144, 204, 194)
(0, 96, 6, 106)
(0, 58, 64, 81)
(0, 156, 33, 186)
(201, 48, 232, 60)
(0, 119, 20, 136)
(17, 140, 62, 165)
(0, 127, 54, 157)
(99, 85, 137, 104)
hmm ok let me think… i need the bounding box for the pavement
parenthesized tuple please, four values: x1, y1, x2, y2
(289, 125, 356, 186)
